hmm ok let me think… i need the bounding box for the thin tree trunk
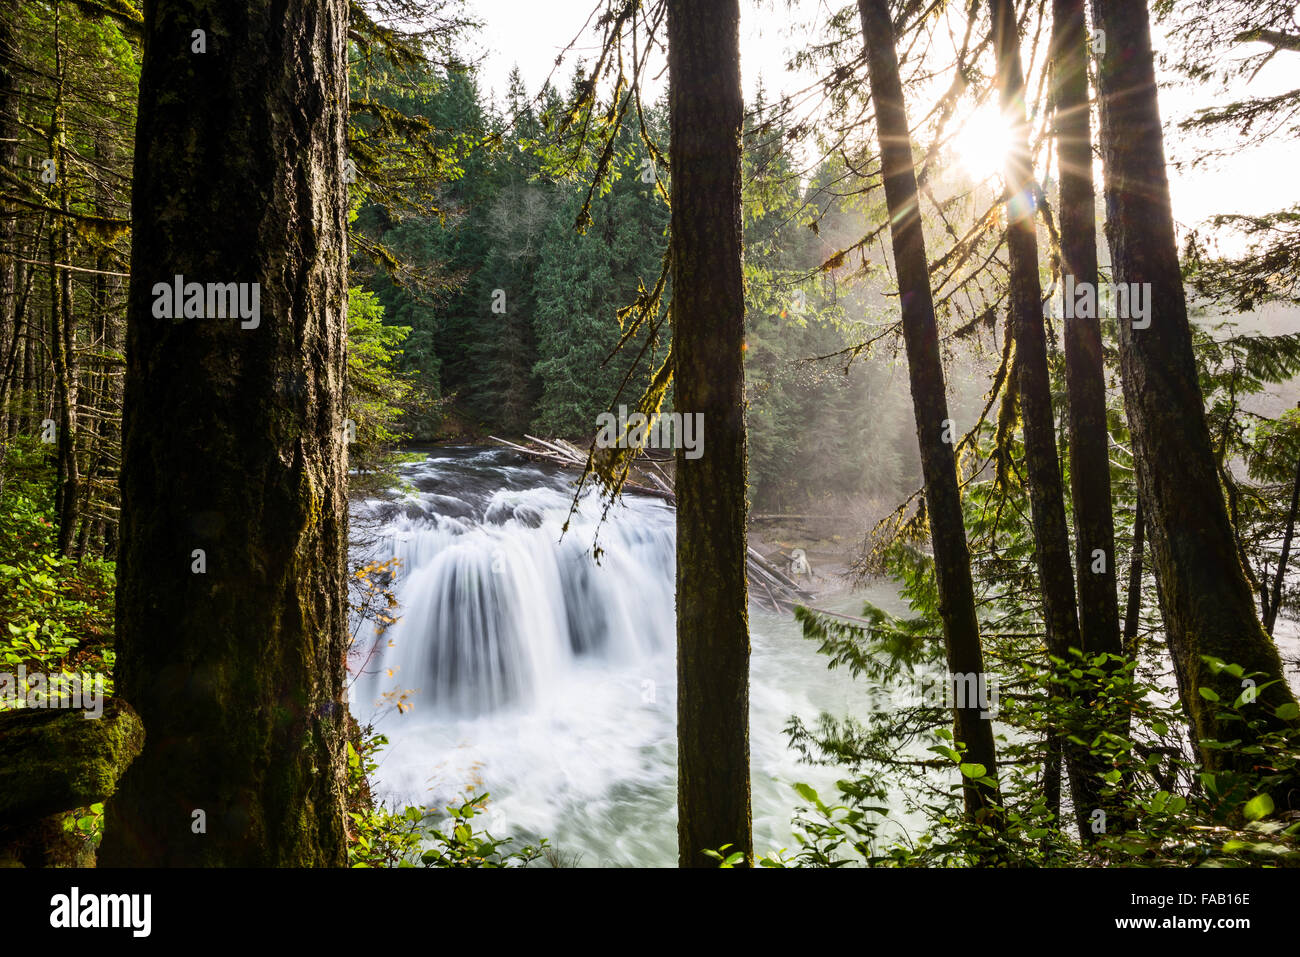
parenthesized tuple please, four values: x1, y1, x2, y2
(1048, 0, 1128, 841)
(54, 218, 78, 555)
(1050, 0, 1122, 662)
(859, 0, 1000, 817)
(20, 227, 36, 436)
(1123, 496, 1144, 655)
(100, 0, 351, 866)
(1264, 441, 1300, 635)
(1092, 0, 1300, 784)
(667, 0, 753, 868)
(990, 0, 1093, 835)
(0, 9, 18, 435)
(46, 2, 80, 555)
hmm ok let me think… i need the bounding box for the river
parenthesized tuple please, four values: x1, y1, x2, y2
(347, 446, 907, 866)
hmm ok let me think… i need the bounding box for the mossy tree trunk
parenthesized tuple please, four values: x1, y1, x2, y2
(99, 0, 351, 865)
(668, 0, 754, 867)
(859, 0, 1000, 818)
(1091, 0, 1300, 785)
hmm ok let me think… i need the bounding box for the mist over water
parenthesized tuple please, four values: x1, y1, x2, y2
(348, 448, 899, 866)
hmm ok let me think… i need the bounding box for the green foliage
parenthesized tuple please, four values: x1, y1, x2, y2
(775, 618, 1300, 866)
(350, 64, 922, 516)
(0, 439, 115, 702)
(701, 843, 749, 868)
(530, 135, 670, 436)
(779, 361, 1299, 865)
(60, 802, 106, 857)
(1191, 318, 1300, 626)
(741, 99, 918, 512)
(345, 726, 547, 868)
(346, 287, 426, 495)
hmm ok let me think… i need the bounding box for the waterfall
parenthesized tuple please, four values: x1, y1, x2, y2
(352, 451, 675, 718)
(346, 446, 895, 866)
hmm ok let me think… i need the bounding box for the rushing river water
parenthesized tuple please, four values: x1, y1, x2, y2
(348, 447, 906, 866)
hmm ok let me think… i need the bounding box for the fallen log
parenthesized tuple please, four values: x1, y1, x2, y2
(747, 545, 815, 599)
(750, 513, 836, 521)
(0, 697, 144, 866)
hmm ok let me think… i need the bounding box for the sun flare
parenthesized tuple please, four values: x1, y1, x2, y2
(951, 106, 1016, 182)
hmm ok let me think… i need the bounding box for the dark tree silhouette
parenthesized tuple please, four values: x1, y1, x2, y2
(668, 0, 754, 867)
(859, 0, 1000, 818)
(101, 0, 351, 865)
(1091, 0, 1300, 783)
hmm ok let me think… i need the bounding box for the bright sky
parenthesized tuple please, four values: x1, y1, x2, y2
(470, 0, 1295, 251)
(471, 0, 818, 100)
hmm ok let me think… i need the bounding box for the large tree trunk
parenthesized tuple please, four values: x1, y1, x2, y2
(668, 0, 754, 867)
(100, 0, 351, 865)
(859, 0, 1000, 818)
(1091, 0, 1300, 782)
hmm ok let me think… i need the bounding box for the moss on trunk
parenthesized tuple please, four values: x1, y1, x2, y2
(668, 0, 754, 867)
(99, 0, 351, 865)
(1091, 0, 1300, 784)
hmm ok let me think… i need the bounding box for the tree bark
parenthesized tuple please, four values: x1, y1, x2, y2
(1091, 0, 1300, 780)
(100, 0, 351, 866)
(859, 0, 1000, 817)
(1264, 438, 1300, 635)
(668, 0, 753, 867)
(991, 0, 1096, 834)
(1050, 0, 1122, 662)
(1048, 0, 1128, 840)
(48, 3, 80, 556)
(1123, 496, 1144, 655)
(0, 8, 18, 436)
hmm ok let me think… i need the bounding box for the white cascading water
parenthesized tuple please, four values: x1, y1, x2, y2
(349, 447, 899, 866)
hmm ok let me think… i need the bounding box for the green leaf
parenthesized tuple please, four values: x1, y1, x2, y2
(929, 745, 961, 764)
(1244, 794, 1274, 822)
(1198, 687, 1220, 702)
(959, 763, 987, 779)
(1275, 703, 1300, 722)
(793, 783, 818, 803)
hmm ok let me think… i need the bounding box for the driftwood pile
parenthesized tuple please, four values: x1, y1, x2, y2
(489, 435, 815, 613)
